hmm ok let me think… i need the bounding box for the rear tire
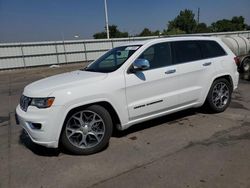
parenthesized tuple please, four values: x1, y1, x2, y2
(204, 78, 232, 113)
(61, 105, 113, 155)
(242, 58, 250, 73)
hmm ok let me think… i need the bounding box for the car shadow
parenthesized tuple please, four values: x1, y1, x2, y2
(240, 72, 250, 81)
(112, 107, 204, 138)
(18, 107, 207, 156)
(18, 129, 109, 157)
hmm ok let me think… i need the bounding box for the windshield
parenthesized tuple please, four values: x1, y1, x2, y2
(84, 45, 141, 73)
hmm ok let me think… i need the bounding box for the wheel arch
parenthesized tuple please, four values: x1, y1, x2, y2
(58, 101, 122, 144)
(202, 74, 234, 106)
(213, 74, 234, 90)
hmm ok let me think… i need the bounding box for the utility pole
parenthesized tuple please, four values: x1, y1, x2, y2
(197, 7, 200, 25)
(104, 0, 110, 39)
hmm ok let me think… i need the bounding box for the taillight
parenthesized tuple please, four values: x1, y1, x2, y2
(234, 57, 240, 66)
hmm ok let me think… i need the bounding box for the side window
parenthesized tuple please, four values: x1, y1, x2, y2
(172, 41, 202, 64)
(199, 41, 226, 58)
(139, 42, 172, 69)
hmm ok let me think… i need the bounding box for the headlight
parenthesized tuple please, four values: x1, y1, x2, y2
(30, 97, 55, 108)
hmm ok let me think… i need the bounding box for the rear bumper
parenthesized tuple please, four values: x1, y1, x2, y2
(233, 71, 239, 90)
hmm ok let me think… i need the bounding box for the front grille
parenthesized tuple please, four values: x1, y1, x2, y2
(20, 95, 31, 112)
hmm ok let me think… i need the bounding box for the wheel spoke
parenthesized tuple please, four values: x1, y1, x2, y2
(220, 98, 224, 107)
(72, 113, 84, 125)
(66, 127, 82, 138)
(83, 112, 91, 122)
(90, 119, 102, 127)
(79, 134, 87, 146)
(88, 131, 104, 142)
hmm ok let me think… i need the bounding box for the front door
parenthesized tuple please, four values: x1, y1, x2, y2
(125, 42, 179, 121)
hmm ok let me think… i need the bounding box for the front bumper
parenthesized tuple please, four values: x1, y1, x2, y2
(16, 104, 65, 148)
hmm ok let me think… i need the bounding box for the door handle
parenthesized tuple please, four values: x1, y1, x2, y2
(165, 69, 176, 74)
(203, 62, 212, 66)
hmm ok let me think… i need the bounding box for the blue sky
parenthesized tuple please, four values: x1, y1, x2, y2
(0, 0, 249, 42)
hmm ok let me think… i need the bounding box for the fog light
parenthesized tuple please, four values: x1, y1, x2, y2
(28, 122, 42, 130)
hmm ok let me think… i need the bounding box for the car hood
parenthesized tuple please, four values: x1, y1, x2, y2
(23, 70, 107, 97)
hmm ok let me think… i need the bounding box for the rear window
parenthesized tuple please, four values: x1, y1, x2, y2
(171, 41, 202, 64)
(198, 40, 226, 58)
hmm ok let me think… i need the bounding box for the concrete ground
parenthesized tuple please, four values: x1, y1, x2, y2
(0, 63, 250, 188)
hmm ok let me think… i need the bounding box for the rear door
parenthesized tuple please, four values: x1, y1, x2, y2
(170, 40, 216, 106)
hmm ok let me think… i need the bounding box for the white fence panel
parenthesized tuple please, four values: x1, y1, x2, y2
(65, 43, 84, 52)
(86, 51, 106, 61)
(112, 40, 132, 48)
(58, 54, 66, 64)
(0, 46, 22, 58)
(66, 53, 86, 63)
(25, 55, 58, 67)
(0, 58, 24, 69)
(56, 44, 66, 53)
(23, 45, 56, 55)
(0, 31, 249, 70)
(85, 41, 112, 51)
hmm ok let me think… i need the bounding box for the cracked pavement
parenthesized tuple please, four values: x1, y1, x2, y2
(0, 64, 250, 188)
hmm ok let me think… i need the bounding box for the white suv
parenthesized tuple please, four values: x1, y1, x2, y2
(16, 37, 239, 155)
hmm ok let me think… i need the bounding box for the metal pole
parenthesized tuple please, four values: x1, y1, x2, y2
(197, 8, 200, 25)
(61, 32, 68, 64)
(111, 39, 114, 48)
(104, 0, 110, 39)
(83, 41, 88, 63)
(20, 44, 26, 68)
(55, 41, 60, 65)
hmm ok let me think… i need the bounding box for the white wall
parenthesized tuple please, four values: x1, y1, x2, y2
(0, 31, 249, 70)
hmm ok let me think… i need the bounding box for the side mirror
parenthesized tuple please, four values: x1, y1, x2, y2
(132, 59, 150, 71)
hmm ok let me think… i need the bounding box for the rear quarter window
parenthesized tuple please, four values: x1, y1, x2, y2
(198, 40, 227, 58)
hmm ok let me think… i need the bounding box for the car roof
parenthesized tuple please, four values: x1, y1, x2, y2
(120, 36, 218, 47)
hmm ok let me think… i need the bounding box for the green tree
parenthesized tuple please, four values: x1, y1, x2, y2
(196, 23, 211, 33)
(138, 28, 161, 36)
(231, 16, 247, 30)
(93, 32, 107, 39)
(139, 28, 153, 36)
(211, 16, 247, 32)
(211, 19, 234, 32)
(167, 9, 197, 34)
(163, 28, 186, 35)
(93, 25, 128, 39)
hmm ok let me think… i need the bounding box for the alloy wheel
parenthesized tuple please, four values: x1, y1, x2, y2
(66, 110, 105, 149)
(212, 82, 230, 109)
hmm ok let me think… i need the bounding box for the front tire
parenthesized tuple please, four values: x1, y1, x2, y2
(61, 105, 113, 155)
(205, 78, 232, 113)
